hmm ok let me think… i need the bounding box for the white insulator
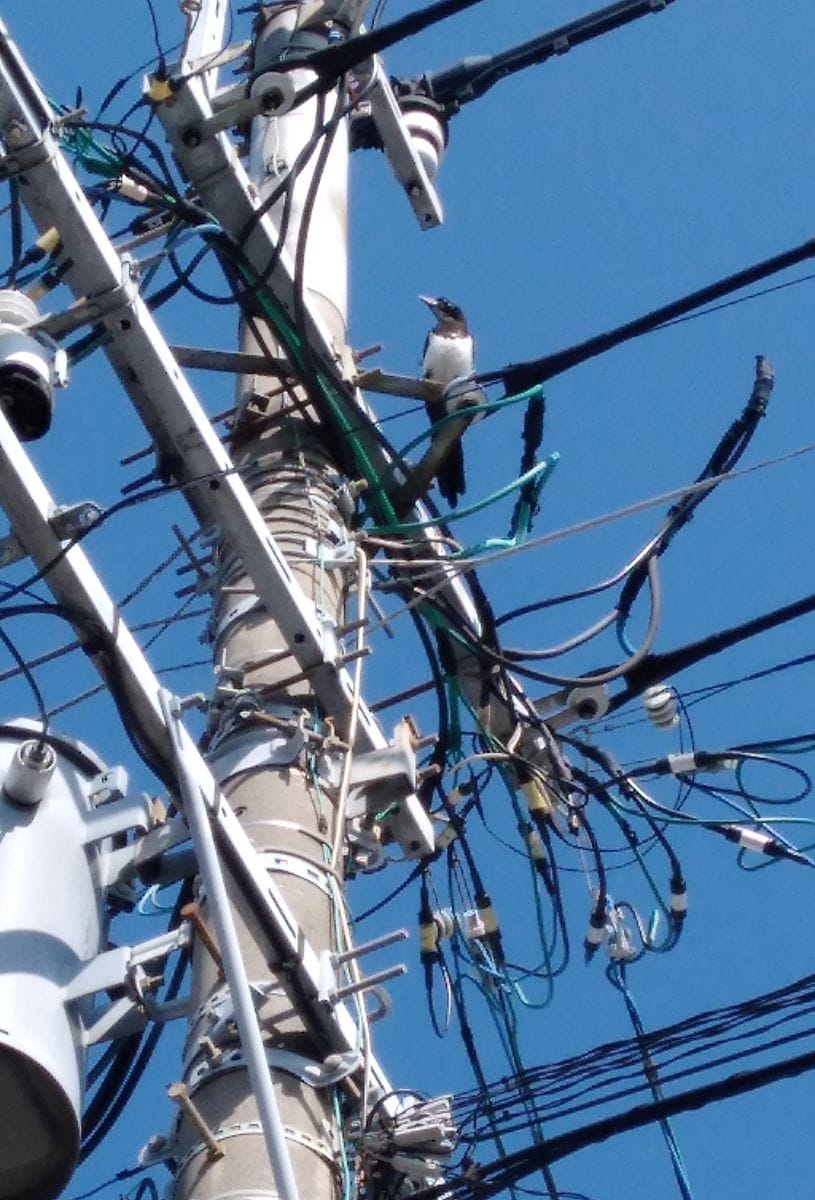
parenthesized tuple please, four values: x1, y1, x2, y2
(402, 105, 447, 180)
(0, 289, 38, 328)
(643, 683, 679, 729)
(3, 738, 56, 806)
(432, 909, 455, 941)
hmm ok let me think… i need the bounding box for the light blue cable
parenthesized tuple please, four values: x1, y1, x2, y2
(451, 453, 560, 556)
(367, 453, 560, 534)
(608, 962, 696, 1200)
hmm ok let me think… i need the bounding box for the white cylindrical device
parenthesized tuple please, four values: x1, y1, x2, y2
(0, 725, 107, 1200)
(0, 290, 66, 441)
(2, 738, 57, 806)
(401, 103, 447, 181)
(643, 683, 679, 728)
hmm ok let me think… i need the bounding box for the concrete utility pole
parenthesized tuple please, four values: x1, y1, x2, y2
(172, 5, 363, 1199)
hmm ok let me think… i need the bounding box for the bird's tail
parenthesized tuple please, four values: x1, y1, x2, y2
(438, 440, 466, 508)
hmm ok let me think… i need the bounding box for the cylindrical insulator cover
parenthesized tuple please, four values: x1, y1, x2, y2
(0, 728, 106, 1200)
(643, 683, 679, 729)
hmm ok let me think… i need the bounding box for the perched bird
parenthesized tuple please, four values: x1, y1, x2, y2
(419, 295, 476, 507)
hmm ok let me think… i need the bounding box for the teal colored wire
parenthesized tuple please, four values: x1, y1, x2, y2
(616, 610, 637, 656)
(688, 780, 814, 863)
(333, 1089, 353, 1200)
(449, 970, 522, 1200)
(609, 791, 815, 832)
(459, 970, 549, 1153)
(598, 794, 674, 952)
(149, 221, 223, 256)
(250, 284, 398, 524)
(608, 963, 696, 1200)
(457, 971, 518, 1081)
(359, 383, 545, 517)
(366, 453, 560, 535)
(496, 770, 557, 1004)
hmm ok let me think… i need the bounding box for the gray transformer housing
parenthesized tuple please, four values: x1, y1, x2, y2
(0, 724, 107, 1200)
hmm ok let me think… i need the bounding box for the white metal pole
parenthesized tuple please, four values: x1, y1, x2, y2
(159, 688, 300, 1200)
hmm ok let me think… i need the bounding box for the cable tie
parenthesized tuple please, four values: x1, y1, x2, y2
(435, 822, 457, 849)
(666, 752, 698, 776)
(525, 827, 545, 860)
(419, 920, 439, 956)
(520, 777, 554, 816)
(147, 74, 175, 104)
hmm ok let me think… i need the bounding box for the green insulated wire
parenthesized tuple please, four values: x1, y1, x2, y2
(250, 282, 400, 523)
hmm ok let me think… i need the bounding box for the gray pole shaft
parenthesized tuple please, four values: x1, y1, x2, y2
(172, 6, 359, 1199)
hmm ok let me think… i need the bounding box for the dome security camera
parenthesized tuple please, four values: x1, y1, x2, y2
(0, 291, 67, 441)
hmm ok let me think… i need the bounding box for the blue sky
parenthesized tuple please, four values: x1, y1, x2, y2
(2, 2, 815, 1199)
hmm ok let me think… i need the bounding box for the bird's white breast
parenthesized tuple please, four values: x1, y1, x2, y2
(422, 332, 475, 386)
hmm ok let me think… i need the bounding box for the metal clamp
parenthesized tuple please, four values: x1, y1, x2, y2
(0, 500, 103, 568)
(208, 724, 308, 784)
(187, 1045, 360, 1094)
(258, 849, 334, 898)
(150, 1119, 337, 1179)
(36, 256, 141, 340)
(0, 117, 53, 177)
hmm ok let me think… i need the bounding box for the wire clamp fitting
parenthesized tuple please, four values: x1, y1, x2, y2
(187, 1044, 361, 1093)
(0, 500, 103, 568)
(0, 117, 53, 178)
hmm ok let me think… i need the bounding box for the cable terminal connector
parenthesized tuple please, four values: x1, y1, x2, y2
(435, 820, 458, 850)
(669, 875, 688, 921)
(722, 825, 809, 865)
(747, 354, 774, 416)
(109, 175, 153, 204)
(583, 906, 607, 963)
(525, 826, 545, 861)
(519, 775, 555, 818)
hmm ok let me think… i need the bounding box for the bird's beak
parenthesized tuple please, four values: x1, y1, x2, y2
(418, 294, 439, 311)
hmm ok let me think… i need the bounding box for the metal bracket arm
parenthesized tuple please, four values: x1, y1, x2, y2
(0, 499, 102, 568)
(179, 0, 233, 97)
(358, 56, 444, 230)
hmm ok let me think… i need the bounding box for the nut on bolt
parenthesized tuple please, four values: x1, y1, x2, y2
(4, 120, 28, 148)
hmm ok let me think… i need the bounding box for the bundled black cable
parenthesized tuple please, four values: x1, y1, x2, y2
(617, 355, 774, 633)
